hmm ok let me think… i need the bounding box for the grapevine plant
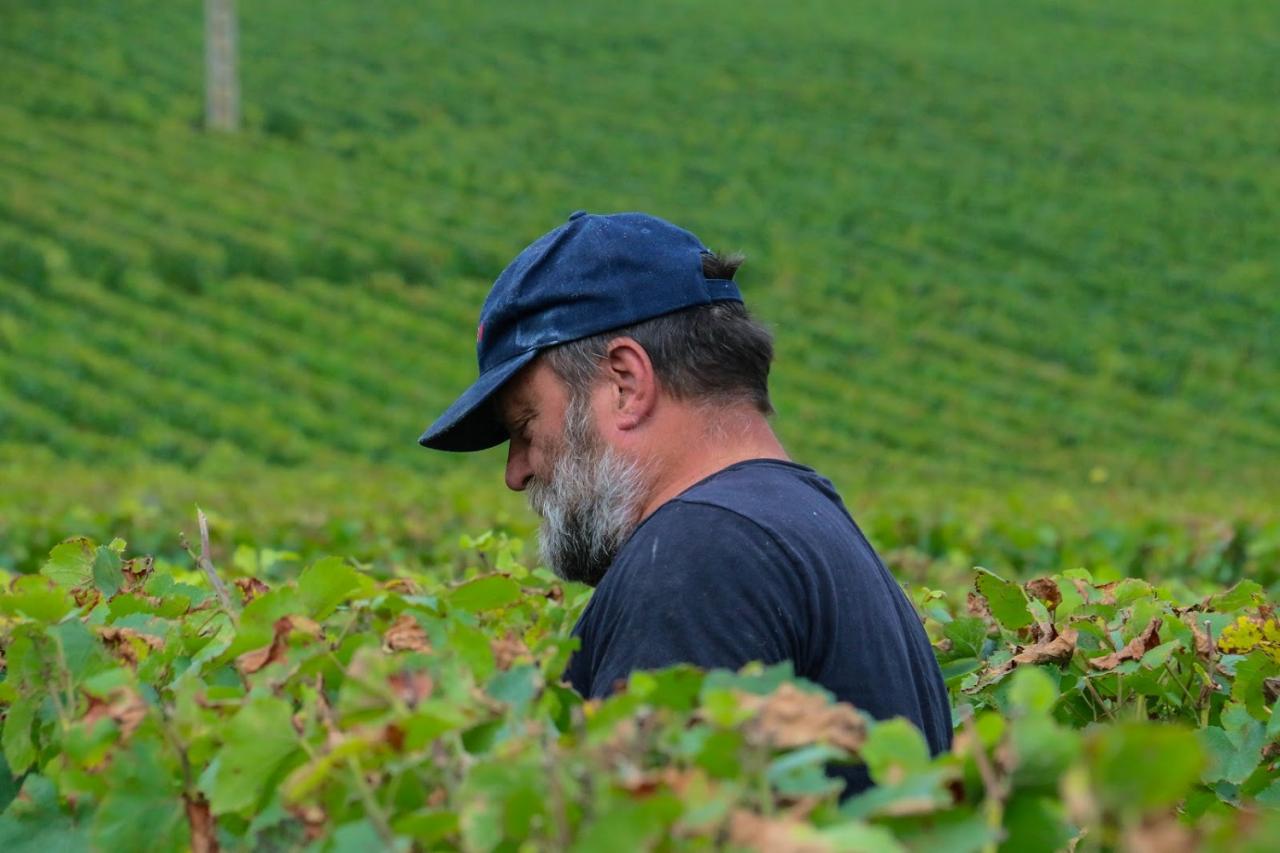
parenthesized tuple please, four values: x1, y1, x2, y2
(1, 530, 1277, 851)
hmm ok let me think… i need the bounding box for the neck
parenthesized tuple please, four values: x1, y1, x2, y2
(635, 407, 790, 522)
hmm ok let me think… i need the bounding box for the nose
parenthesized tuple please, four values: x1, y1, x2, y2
(505, 439, 533, 491)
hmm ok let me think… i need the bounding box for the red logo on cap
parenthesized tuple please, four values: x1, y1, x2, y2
(476, 323, 484, 343)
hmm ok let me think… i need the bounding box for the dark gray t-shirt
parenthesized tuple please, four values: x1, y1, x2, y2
(563, 458, 952, 796)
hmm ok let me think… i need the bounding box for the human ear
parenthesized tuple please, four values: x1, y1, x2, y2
(602, 337, 656, 431)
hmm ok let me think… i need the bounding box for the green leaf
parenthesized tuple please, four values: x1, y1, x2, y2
(767, 744, 846, 797)
(1111, 578, 1151, 607)
(703, 661, 805, 696)
(51, 620, 102, 685)
(1000, 793, 1073, 853)
(39, 538, 94, 588)
(446, 620, 495, 682)
(222, 588, 302, 658)
(2, 695, 38, 774)
(3, 575, 73, 623)
(0, 774, 88, 852)
(1056, 578, 1085, 619)
(91, 546, 123, 598)
(0, 752, 21, 814)
(571, 793, 682, 853)
(393, 810, 460, 846)
(1209, 580, 1263, 613)
(943, 617, 988, 659)
(328, 820, 395, 853)
(1008, 666, 1057, 715)
(205, 693, 301, 815)
(861, 718, 933, 785)
(939, 657, 981, 685)
(487, 665, 540, 717)
(297, 556, 361, 619)
(893, 811, 994, 851)
(1231, 652, 1280, 720)
(1256, 778, 1280, 807)
(448, 575, 521, 612)
(818, 821, 906, 852)
(626, 665, 704, 711)
(1138, 640, 1180, 670)
(1203, 703, 1268, 785)
(974, 568, 1032, 630)
(1011, 716, 1079, 791)
(91, 740, 186, 852)
(839, 768, 953, 820)
(1090, 722, 1203, 812)
(402, 702, 471, 749)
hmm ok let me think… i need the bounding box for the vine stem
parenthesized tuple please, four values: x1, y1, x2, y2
(45, 636, 74, 732)
(1082, 675, 1116, 722)
(347, 754, 398, 848)
(180, 508, 238, 622)
(1201, 620, 1216, 727)
(1161, 660, 1198, 718)
(963, 714, 1004, 853)
(197, 508, 238, 616)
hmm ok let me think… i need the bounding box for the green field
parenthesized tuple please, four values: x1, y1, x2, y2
(1, 1, 1278, 847)
(2, 0, 1278, 541)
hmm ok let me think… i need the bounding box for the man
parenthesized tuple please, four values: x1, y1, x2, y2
(419, 211, 952, 795)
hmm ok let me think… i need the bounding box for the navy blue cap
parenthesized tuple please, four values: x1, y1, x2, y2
(418, 211, 743, 451)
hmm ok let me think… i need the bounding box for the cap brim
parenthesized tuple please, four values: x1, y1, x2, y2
(417, 349, 540, 452)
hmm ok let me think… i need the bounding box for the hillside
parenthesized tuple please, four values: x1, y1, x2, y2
(1, 0, 1277, 558)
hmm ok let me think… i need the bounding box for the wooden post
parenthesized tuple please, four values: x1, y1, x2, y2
(204, 0, 240, 132)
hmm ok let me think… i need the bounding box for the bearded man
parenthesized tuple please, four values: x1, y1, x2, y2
(419, 211, 951, 795)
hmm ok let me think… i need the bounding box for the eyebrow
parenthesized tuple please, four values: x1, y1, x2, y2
(496, 398, 535, 433)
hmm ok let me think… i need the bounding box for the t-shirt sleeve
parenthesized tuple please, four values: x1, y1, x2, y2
(569, 501, 812, 698)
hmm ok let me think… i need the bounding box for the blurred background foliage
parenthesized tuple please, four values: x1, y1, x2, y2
(0, 0, 1276, 578)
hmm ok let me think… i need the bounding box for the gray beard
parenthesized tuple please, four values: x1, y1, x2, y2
(525, 394, 648, 587)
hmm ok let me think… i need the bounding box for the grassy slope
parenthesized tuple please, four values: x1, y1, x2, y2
(0, 0, 1276, 561)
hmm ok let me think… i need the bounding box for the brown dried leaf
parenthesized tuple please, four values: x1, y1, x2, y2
(1180, 614, 1213, 658)
(1013, 627, 1078, 666)
(82, 688, 148, 741)
(98, 627, 165, 667)
(966, 590, 992, 620)
(491, 630, 531, 671)
(1025, 578, 1062, 611)
(740, 683, 866, 754)
(1089, 617, 1162, 670)
(121, 555, 154, 591)
(236, 644, 278, 675)
(621, 767, 701, 799)
(184, 794, 218, 853)
(237, 615, 320, 674)
(975, 626, 1079, 685)
(288, 804, 327, 842)
(1123, 814, 1197, 853)
(727, 809, 832, 853)
(234, 576, 269, 604)
(1072, 578, 1117, 606)
(383, 613, 431, 653)
(388, 670, 434, 708)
